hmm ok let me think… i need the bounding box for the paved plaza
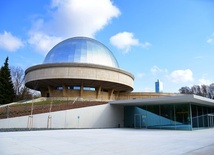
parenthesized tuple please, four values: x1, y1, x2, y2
(0, 128, 214, 155)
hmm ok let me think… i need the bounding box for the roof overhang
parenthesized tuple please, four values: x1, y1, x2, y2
(109, 94, 214, 107)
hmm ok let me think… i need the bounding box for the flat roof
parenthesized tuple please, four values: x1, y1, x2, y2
(110, 94, 214, 107)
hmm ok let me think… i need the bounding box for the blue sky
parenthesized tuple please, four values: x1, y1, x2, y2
(0, 0, 214, 93)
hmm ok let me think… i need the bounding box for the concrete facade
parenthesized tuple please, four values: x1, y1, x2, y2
(1, 95, 214, 130)
(25, 63, 134, 100)
(0, 104, 123, 129)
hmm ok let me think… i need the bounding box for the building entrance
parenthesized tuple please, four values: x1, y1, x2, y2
(134, 114, 147, 129)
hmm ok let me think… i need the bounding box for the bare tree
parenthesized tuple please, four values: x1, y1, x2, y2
(10, 66, 33, 101)
(11, 66, 24, 97)
(179, 83, 214, 100)
(201, 85, 209, 98)
(179, 87, 185, 94)
(209, 83, 214, 99)
(191, 85, 202, 96)
(179, 86, 192, 94)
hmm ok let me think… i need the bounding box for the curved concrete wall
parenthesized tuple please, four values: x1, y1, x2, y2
(25, 63, 134, 95)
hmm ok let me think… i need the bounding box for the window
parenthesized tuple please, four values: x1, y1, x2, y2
(56, 86, 63, 90)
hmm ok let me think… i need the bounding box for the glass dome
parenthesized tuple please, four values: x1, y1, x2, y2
(43, 37, 119, 68)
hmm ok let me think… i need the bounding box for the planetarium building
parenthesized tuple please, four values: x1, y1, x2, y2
(1, 37, 212, 130)
(25, 37, 134, 100)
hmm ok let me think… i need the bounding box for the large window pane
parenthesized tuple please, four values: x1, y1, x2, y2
(159, 104, 175, 129)
(124, 106, 135, 128)
(203, 107, 208, 127)
(198, 106, 204, 127)
(146, 105, 160, 128)
(191, 105, 198, 128)
(175, 104, 191, 130)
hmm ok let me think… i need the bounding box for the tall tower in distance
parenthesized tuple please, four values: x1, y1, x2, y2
(155, 79, 163, 93)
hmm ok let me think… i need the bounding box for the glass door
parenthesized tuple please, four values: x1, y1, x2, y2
(134, 114, 147, 129)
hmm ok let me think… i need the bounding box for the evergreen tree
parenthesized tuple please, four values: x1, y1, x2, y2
(0, 57, 15, 105)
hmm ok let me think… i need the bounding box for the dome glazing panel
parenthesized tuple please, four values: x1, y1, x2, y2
(43, 37, 119, 68)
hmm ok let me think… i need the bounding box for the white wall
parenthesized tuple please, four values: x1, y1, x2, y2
(0, 104, 124, 129)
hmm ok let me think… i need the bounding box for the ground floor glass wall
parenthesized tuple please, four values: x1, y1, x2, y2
(191, 104, 214, 129)
(124, 103, 214, 130)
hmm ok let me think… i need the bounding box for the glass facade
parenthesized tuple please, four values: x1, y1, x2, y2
(43, 37, 119, 68)
(124, 103, 214, 130)
(191, 104, 214, 128)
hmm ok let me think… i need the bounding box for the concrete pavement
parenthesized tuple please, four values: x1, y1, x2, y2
(0, 128, 214, 155)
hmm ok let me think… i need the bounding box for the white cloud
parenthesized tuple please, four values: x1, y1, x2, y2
(150, 65, 167, 75)
(207, 33, 214, 43)
(28, 0, 120, 54)
(110, 32, 151, 53)
(167, 69, 194, 83)
(110, 32, 139, 53)
(49, 0, 120, 37)
(28, 32, 62, 55)
(137, 73, 145, 78)
(207, 38, 214, 43)
(141, 42, 152, 48)
(198, 78, 211, 85)
(0, 31, 24, 52)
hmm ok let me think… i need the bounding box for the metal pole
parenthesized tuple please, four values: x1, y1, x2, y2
(189, 103, 193, 130)
(207, 115, 209, 128)
(6, 105, 10, 118)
